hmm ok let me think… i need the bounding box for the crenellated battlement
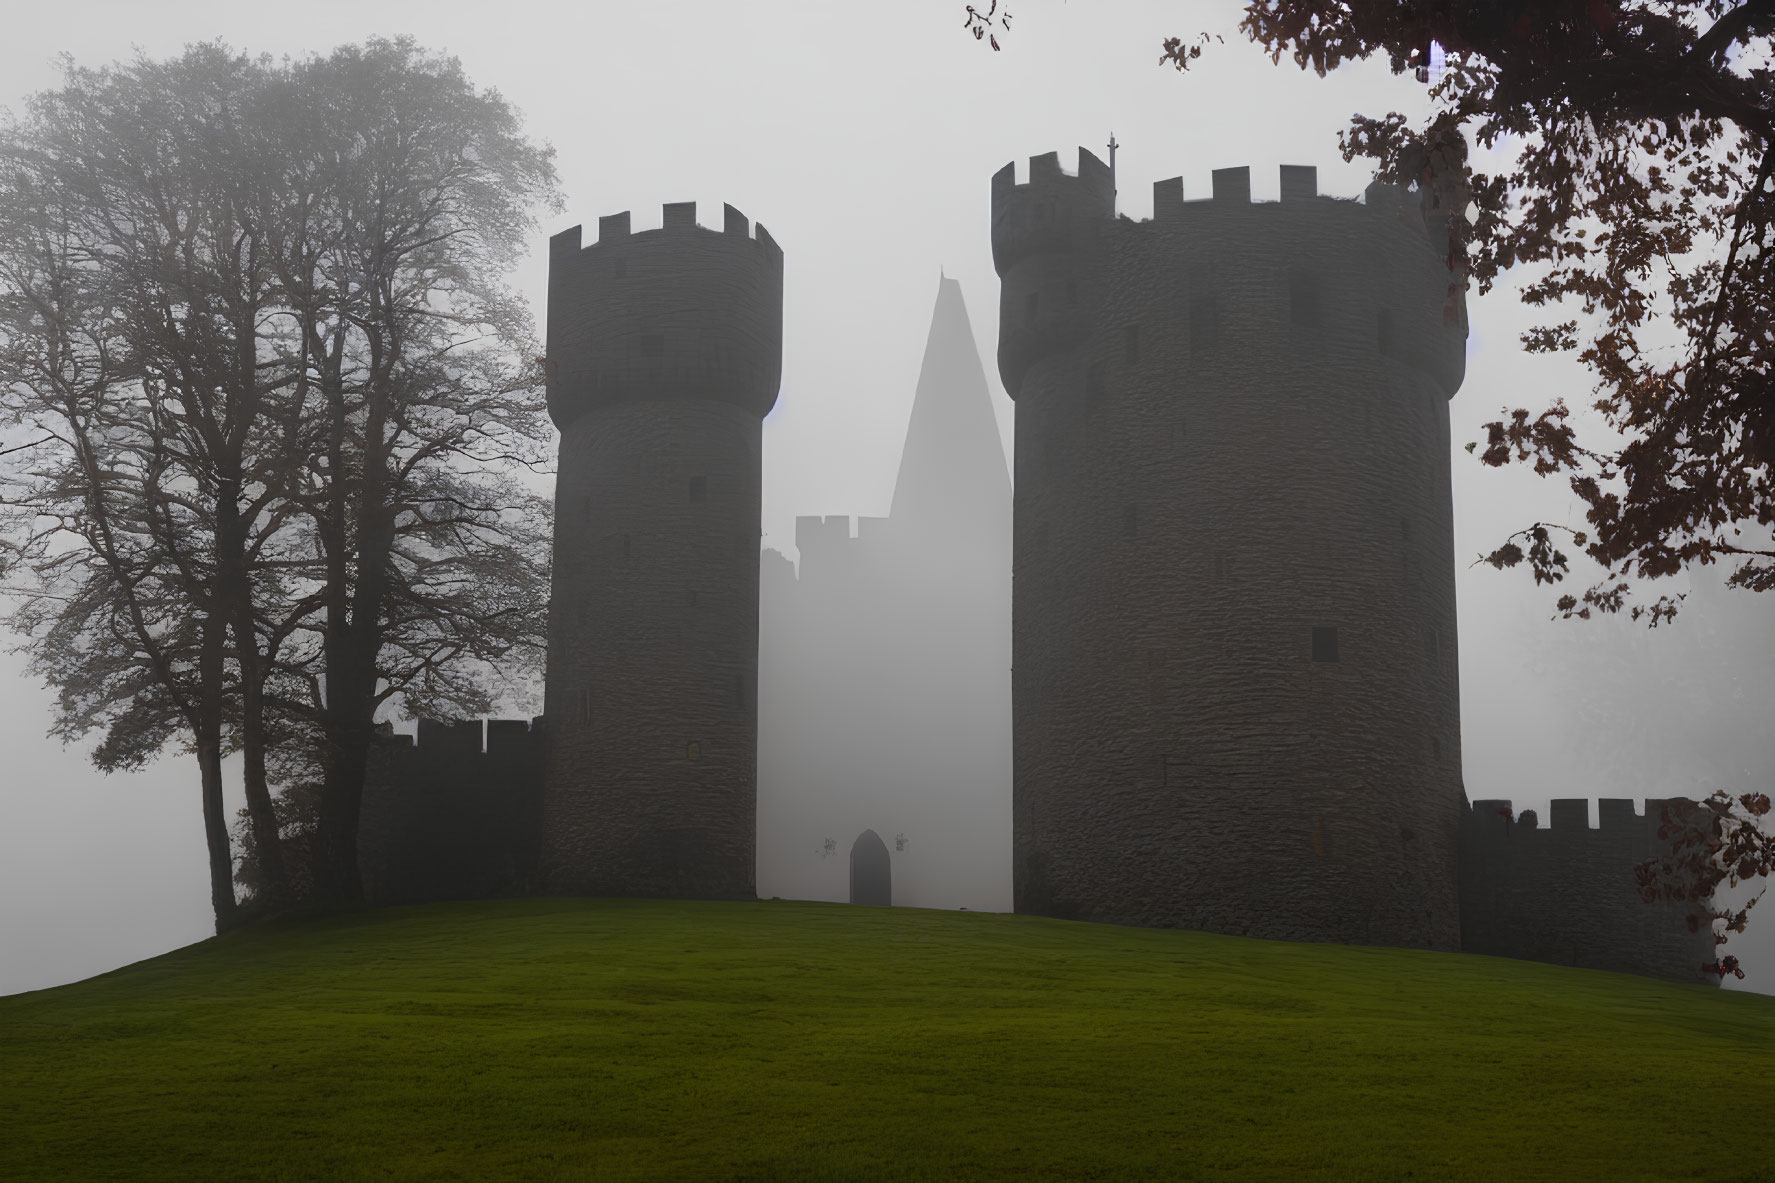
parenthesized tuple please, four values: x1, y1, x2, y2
(990, 148, 1115, 277)
(374, 716, 548, 757)
(991, 155, 1468, 399)
(1467, 797, 1695, 837)
(1146, 164, 1330, 214)
(359, 717, 548, 905)
(792, 514, 891, 586)
(988, 149, 1115, 397)
(1137, 165, 1459, 268)
(1458, 797, 1714, 983)
(992, 158, 1457, 257)
(795, 513, 853, 557)
(545, 201, 785, 429)
(549, 201, 782, 264)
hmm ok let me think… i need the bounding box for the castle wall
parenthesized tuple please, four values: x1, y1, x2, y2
(1460, 799, 1715, 982)
(997, 154, 1469, 948)
(358, 719, 546, 905)
(756, 511, 1013, 912)
(540, 203, 782, 898)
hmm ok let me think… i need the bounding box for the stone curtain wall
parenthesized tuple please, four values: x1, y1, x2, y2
(358, 719, 546, 905)
(539, 204, 782, 898)
(995, 152, 1470, 949)
(1460, 799, 1715, 982)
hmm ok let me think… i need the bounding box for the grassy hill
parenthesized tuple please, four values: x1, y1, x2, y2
(2, 898, 1771, 1182)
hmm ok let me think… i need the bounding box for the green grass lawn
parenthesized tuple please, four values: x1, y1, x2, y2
(2, 898, 1771, 1182)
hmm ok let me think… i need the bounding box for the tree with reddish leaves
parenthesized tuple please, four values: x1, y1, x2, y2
(966, 1, 1773, 966)
(1636, 791, 1772, 967)
(978, 4, 1773, 618)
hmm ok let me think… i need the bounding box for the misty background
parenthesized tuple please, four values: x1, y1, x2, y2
(2, 0, 1769, 995)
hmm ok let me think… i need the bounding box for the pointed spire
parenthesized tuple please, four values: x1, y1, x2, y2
(888, 277, 1011, 551)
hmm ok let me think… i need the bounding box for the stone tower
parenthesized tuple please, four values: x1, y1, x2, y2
(542, 201, 782, 898)
(993, 150, 1468, 948)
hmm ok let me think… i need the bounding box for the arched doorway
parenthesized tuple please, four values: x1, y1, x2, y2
(849, 829, 891, 906)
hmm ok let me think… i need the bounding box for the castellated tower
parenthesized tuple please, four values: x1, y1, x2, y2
(994, 150, 1468, 949)
(542, 202, 782, 898)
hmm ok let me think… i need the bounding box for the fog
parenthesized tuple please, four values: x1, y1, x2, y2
(1, 0, 1769, 995)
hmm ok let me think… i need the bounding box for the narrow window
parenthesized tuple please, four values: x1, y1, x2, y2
(1290, 271, 1321, 327)
(1125, 324, 1141, 363)
(689, 475, 707, 503)
(1311, 626, 1340, 663)
(1025, 290, 1040, 325)
(640, 333, 664, 358)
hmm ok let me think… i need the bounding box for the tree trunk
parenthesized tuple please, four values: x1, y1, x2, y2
(312, 618, 381, 907)
(309, 335, 373, 909)
(237, 643, 289, 906)
(314, 708, 371, 907)
(196, 736, 237, 932)
(218, 487, 290, 907)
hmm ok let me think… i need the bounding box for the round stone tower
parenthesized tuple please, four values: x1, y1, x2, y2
(994, 150, 1468, 949)
(542, 201, 782, 898)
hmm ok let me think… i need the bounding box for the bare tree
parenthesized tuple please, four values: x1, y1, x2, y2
(244, 39, 559, 906)
(0, 40, 559, 920)
(0, 47, 306, 925)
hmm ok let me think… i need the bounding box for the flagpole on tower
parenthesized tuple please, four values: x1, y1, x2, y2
(1108, 132, 1119, 214)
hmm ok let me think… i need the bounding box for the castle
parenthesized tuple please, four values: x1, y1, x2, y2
(994, 150, 1466, 946)
(355, 160, 1714, 984)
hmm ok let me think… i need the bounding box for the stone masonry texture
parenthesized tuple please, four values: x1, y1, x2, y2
(1461, 799, 1714, 982)
(347, 169, 1711, 985)
(539, 203, 782, 898)
(993, 151, 1470, 949)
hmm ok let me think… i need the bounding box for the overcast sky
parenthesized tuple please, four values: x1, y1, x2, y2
(1, 0, 1769, 996)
